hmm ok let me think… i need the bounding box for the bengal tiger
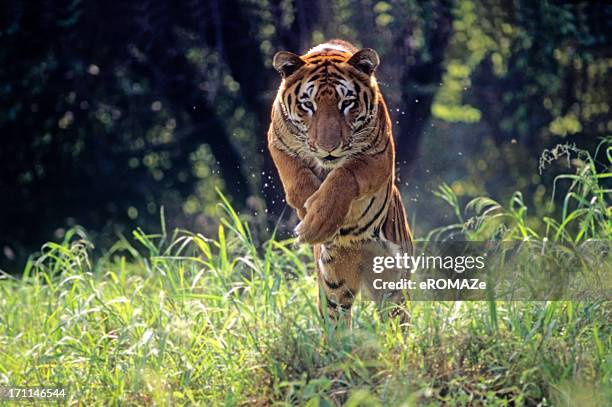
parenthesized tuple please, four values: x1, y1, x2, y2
(267, 39, 413, 326)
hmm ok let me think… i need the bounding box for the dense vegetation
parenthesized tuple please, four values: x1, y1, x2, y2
(1, 0, 610, 270)
(1, 140, 609, 405)
(1, 1, 610, 403)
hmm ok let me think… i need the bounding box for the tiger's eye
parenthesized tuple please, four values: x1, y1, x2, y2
(304, 101, 314, 110)
(341, 99, 354, 111)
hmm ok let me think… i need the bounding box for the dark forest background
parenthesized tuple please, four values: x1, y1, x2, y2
(1, 0, 610, 271)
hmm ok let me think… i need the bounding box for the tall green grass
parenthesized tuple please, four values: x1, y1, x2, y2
(0, 139, 610, 405)
(426, 138, 612, 304)
(431, 137, 611, 242)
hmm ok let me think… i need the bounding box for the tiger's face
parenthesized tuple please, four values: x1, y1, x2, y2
(273, 46, 381, 168)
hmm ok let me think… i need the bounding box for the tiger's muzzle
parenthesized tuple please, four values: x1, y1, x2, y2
(307, 93, 351, 160)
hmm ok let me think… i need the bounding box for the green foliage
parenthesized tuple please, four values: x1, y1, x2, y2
(2, 0, 610, 270)
(2, 153, 611, 404)
(430, 137, 611, 242)
(1, 2, 611, 401)
(434, 0, 610, 137)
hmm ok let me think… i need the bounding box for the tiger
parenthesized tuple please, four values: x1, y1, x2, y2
(267, 39, 413, 326)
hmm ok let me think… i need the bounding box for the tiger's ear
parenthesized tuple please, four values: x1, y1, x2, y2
(347, 48, 379, 76)
(273, 51, 305, 78)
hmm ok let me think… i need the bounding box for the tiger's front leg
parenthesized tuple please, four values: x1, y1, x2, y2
(268, 143, 322, 220)
(295, 167, 358, 244)
(296, 146, 393, 244)
(314, 243, 362, 327)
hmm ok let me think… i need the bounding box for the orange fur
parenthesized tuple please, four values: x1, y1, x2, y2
(268, 41, 413, 324)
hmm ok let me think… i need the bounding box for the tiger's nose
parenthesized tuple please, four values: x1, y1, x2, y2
(318, 139, 341, 153)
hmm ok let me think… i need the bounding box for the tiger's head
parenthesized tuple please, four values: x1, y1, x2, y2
(273, 42, 381, 168)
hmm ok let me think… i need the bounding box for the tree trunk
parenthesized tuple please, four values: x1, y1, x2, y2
(395, 0, 452, 184)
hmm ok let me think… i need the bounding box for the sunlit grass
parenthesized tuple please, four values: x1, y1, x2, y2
(0, 139, 610, 405)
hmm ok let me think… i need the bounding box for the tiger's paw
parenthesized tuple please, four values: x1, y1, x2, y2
(295, 189, 350, 244)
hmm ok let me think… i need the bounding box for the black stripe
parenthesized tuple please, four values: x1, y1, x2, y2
(324, 278, 344, 290)
(344, 289, 355, 299)
(368, 123, 383, 147)
(339, 224, 357, 236)
(326, 297, 338, 309)
(313, 64, 327, 73)
(352, 200, 387, 236)
(318, 51, 347, 56)
(273, 126, 297, 154)
(321, 254, 334, 265)
(370, 139, 389, 157)
(360, 197, 376, 218)
(341, 185, 390, 236)
(363, 92, 369, 113)
(272, 125, 290, 145)
(307, 56, 345, 62)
